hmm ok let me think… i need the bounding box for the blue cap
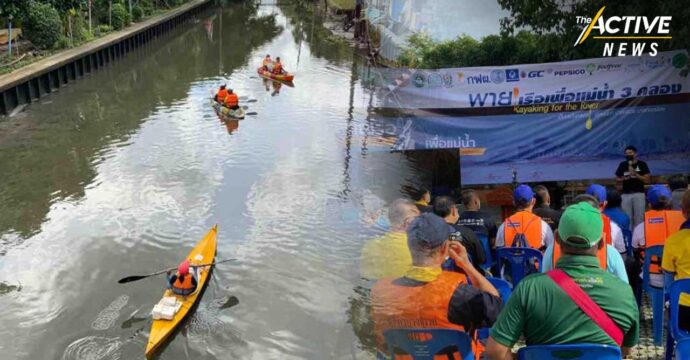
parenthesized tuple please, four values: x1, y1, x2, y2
(586, 184, 607, 204)
(647, 185, 672, 207)
(513, 184, 535, 203)
(407, 213, 451, 249)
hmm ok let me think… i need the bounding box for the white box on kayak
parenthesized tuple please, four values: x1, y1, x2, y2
(160, 296, 178, 307)
(151, 304, 165, 320)
(152, 304, 176, 320)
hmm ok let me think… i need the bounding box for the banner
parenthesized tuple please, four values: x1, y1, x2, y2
(371, 51, 690, 185)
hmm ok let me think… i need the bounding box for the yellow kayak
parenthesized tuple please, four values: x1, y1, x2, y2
(211, 99, 246, 119)
(145, 225, 218, 358)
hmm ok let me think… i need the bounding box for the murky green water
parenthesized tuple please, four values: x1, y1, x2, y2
(0, 2, 427, 359)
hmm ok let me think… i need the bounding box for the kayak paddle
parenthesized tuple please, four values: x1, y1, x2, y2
(118, 258, 237, 284)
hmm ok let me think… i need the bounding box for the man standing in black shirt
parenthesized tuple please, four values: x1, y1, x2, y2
(532, 185, 561, 231)
(457, 189, 498, 248)
(615, 146, 651, 229)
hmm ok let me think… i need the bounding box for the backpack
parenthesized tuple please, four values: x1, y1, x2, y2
(507, 215, 539, 248)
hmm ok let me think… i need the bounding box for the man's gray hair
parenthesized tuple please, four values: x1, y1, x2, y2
(388, 198, 418, 228)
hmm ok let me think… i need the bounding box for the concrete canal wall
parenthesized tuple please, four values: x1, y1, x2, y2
(0, 0, 213, 117)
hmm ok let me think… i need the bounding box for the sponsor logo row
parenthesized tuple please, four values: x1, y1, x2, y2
(409, 52, 686, 88)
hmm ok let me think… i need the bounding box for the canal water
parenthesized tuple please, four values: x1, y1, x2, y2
(0, 2, 430, 359)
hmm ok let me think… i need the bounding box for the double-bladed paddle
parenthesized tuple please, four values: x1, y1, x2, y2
(117, 258, 237, 284)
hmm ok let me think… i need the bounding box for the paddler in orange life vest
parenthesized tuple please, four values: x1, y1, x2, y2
(586, 184, 628, 255)
(262, 54, 272, 71)
(224, 89, 239, 110)
(272, 57, 285, 75)
(371, 213, 502, 359)
(632, 185, 684, 288)
(495, 184, 554, 251)
(167, 259, 198, 296)
(215, 84, 228, 103)
(543, 193, 630, 283)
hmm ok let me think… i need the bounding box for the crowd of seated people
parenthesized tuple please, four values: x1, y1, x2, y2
(359, 176, 690, 359)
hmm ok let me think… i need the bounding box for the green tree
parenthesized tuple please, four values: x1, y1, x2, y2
(397, 30, 573, 68)
(23, 1, 64, 49)
(45, 0, 83, 14)
(0, 0, 27, 22)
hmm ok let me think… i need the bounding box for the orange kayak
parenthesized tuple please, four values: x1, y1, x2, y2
(145, 226, 217, 358)
(257, 67, 295, 82)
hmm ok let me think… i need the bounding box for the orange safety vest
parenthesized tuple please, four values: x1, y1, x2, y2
(224, 93, 238, 107)
(273, 62, 283, 74)
(504, 211, 543, 249)
(216, 88, 228, 101)
(371, 271, 480, 360)
(601, 214, 612, 246)
(643, 210, 684, 273)
(172, 273, 194, 291)
(553, 232, 607, 270)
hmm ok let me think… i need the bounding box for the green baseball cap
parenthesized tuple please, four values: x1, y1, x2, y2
(558, 202, 603, 248)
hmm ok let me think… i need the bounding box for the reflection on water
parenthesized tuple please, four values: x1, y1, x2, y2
(0, 3, 280, 240)
(0, 2, 429, 359)
(91, 295, 130, 331)
(0, 281, 22, 296)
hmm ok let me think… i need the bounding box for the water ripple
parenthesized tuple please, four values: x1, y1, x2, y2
(61, 336, 123, 360)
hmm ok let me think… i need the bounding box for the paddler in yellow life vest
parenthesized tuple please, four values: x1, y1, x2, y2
(262, 54, 273, 71)
(224, 89, 239, 110)
(215, 84, 228, 103)
(167, 259, 198, 296)
(272, 57, 284, 75)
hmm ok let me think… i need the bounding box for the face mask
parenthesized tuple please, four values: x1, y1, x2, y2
(625, 155, 634, 161)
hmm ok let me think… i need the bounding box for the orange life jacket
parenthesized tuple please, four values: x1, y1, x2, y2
(172, 273, 194, 291)
(371, 271, 480, 360)
(553, 232, 607, 270)
(601, 214, 612, 246)
(273, 62, 283, 74)
(643, 210, 684, 273)
(504, 211, 543, 249)
(217, 88, 228, 101)
(224, 93, 239, 107)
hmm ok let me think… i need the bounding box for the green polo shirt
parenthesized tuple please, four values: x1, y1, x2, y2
(490, 255, 639, 348)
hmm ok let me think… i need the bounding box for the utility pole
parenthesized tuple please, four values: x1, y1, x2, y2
(88, 0, 92, 33)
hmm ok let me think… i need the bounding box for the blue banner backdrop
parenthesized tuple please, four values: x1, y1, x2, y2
(371, 51, 690, 185)
(388, 103, 690, 184)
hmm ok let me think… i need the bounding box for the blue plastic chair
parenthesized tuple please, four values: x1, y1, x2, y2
(665, 272, 676, 360)
(670, 278, 690, 340)
(517, 344, 622, 360)
(477, 277, 513, 340)
(474, 233, 495, 271)
(666, 278, 690, 360)
(382, 328, 474, 360)
(487, 276, 512, 303)
(676, 338, 690, 360)
(621, 228, 633, 257)
(642, 245, 665, 345)
(496, 247, 543, 287)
